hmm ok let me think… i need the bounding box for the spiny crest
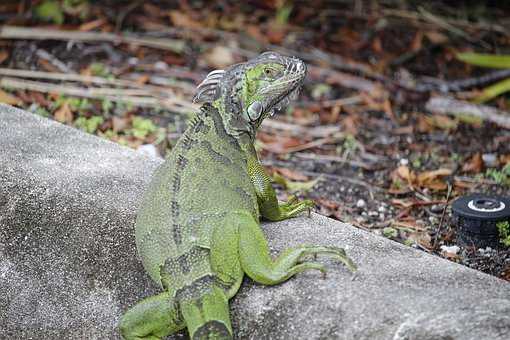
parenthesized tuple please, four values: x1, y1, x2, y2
(193, 69, 225, 103)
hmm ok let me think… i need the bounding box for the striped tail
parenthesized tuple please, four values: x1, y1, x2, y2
(179, 285, 233, 340)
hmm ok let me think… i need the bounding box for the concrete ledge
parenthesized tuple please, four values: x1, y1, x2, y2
(1, 103, 509, 340)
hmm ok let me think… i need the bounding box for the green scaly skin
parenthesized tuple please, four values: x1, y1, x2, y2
(120, 52, 356, 340)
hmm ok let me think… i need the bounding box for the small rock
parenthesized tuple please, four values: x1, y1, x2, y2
(430, 204, 443, 213)
(378, 206, 386, 213)
(356, 199, 366, 208)
(154, 61, 168, 70)
(482, 153, 498, 167)
(127, 57, 138, 66)
(440, 245, 460, 255)
(137, 144, 159, 158)
(400, 158, 409, 166)
(356, 216, 367, 223)
(369, 211, 379, 217)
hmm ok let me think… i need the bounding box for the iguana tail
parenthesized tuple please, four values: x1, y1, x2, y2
(179, 285, 233, 340)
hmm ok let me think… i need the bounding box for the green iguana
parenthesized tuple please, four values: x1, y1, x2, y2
(120, 51, 356, 340)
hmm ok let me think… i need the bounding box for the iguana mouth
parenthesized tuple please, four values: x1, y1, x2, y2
(270, 86, 301, 115)
(263, 58, 306, 115)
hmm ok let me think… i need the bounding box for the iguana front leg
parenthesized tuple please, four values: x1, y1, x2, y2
(244, 142, 313, 221)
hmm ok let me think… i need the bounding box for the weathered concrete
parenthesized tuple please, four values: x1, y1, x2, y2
(1, 103, 509, 340)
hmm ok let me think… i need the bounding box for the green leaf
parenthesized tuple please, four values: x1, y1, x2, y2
(456, 53, 510, 69)
(383, 227, 398, 238)
(272, 173, 321, 193)
(130, 117, 157, 139)
(75, 116, 104, 134)
(497, 221, 510, 247)
(275, 3, 293, 25)
(34, 0, 64, 25)
(474, 77, 510, 103)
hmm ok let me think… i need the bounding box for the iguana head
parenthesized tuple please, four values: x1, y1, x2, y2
(193, 51, 306, 138)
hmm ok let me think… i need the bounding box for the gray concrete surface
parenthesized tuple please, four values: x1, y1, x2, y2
(1, 103, 509, 340)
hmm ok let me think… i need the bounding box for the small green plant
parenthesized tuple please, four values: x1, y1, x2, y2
(457, 52, 510, 103)
(485, 164, 510, 186)
(497, 221, 510, 247)
(75, 116, 104, 134)
(383, 227, 398, 239)
(412, 157, 423, 169)
(34, 0, 64, 24)
(129, 117, 157, 139)
(89, 63, 113, 79)
(337, 134, 360, 159)
(54, 96, 91, 113)
(33, 105, 51, 118)
(101, 98, 114, 114)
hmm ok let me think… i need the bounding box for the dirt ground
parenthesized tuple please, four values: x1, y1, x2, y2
(1, 0, 509, 280)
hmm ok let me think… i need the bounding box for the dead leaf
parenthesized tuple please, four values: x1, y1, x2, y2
(315, 198, 340, 210)
(79, 18, 107, 31)
(462, 153, 484, 173)
(408, 231, 433, 249)
(143, 3, 166, 17)
(275, 167, 309, 181)
(371, 36, 382, 54)
(38, 58, 61, 73)
(417, 168, 452, 183)
(410, 30, 423, 52)
(267, 26, 286, 44)
(203, 46, 235, 69)
(246, 25, 268, 44)
(397, 165, 416, 184)
(0, 89, 21, 105)
(54, 102, 73, 124)
(168, 10, 203, 30)
(0, 50, 8, 64)
(136, 74, 150, 85)
(499, 154, 510, 166)
(112, 116, 129, 132)
(425, 31, 449, 44)
(417, 168, 452, 191)
(453, 179, 475, 189)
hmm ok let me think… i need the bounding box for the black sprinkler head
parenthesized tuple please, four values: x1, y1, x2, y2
(452, 194, 510, 249)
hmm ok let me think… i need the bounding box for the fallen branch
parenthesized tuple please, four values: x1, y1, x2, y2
(260, 136, 336, 154)
(0, 77, 196, 114)
(308, 65, 383, 93)
(293, 152, 382, 171)
(0, 68, 178, 96)
(426, 96, 510, 129)
(260, 118, 342, 138)
(419, 69, 510, 92)
(0, 25, 186, 53)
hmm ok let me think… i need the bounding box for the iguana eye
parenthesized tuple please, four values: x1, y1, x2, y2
(264, 68, 275, 77)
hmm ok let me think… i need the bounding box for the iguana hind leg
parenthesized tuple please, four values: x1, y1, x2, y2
(119, 292, 184, 340)
(179, 286, 233, 340)
(223, 210, 355, 286)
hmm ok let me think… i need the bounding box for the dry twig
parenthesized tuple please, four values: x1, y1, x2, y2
(0, 25, 186, 53)
(426, 96, 510, 129)
(0, 77, 196, 114)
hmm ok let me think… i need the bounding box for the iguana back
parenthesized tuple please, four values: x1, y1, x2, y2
(135, 103, 258, 291)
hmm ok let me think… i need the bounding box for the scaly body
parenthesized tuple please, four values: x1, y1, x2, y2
(120, 52, 355, 340)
